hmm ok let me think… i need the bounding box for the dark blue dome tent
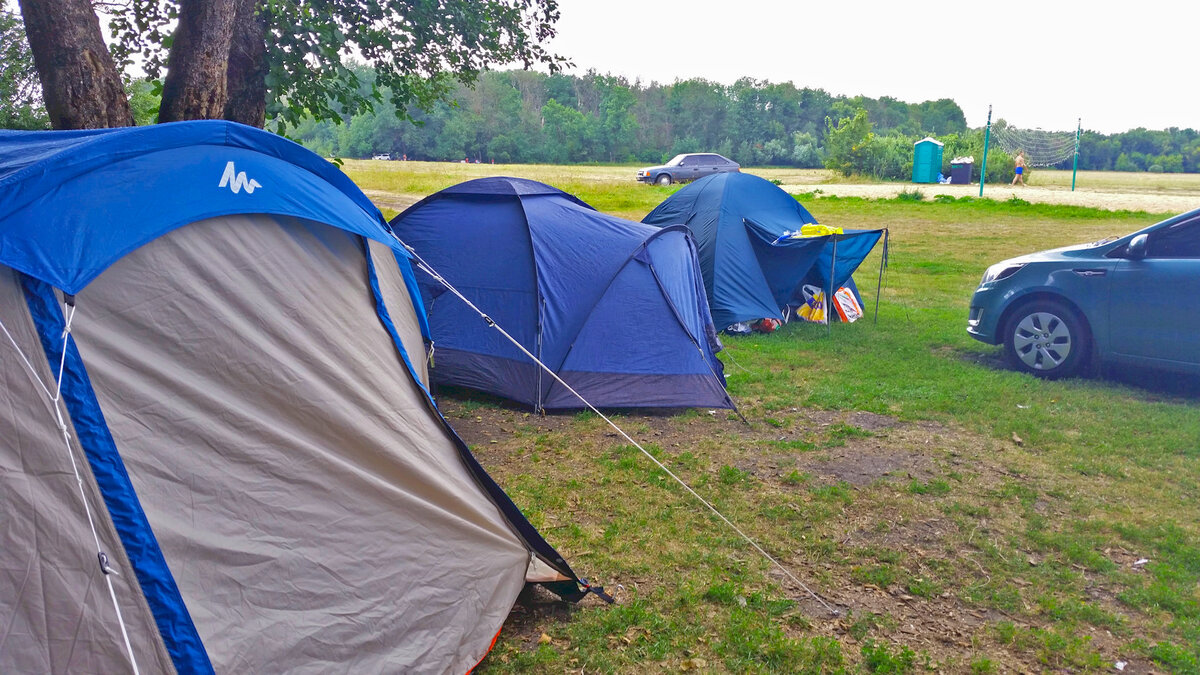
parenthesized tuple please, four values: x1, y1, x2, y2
(390, 177, 733, 412)
(641, 172, 886, 330)
(0, 122, 591, 674)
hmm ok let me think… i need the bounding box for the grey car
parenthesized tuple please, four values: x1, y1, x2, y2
(967, 207, 1200, 378)
(636, 153, 739, 186)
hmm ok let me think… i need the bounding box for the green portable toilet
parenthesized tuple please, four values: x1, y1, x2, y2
(912, 137, 944, 183)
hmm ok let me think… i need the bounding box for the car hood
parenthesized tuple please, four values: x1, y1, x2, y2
(992, 238, 1127, 267)
(640, 164, 668, 172)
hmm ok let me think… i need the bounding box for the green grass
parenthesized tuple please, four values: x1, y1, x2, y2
(347, 163, 1200, 673)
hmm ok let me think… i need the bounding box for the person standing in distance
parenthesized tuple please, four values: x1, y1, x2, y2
(1011, 150, 1027, 186)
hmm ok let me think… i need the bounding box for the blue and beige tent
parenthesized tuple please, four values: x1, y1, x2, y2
(390, 177, 732, 411)
(642, 172, 885, 330)
(0, 122, 586, 673)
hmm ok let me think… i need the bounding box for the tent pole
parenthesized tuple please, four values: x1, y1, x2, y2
(874, 229, 888, 326)
(979, 104, 992, 197)
(827, 237, 837, 336)
(1071, 117, 1082, 192)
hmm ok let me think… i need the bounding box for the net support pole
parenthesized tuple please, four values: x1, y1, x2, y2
(979, 105, 992, 197)
(1071, 118, 1081, 191)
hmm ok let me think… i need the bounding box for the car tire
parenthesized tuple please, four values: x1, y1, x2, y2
(1002, 299, 1090, 378)
(656, 173, 672, 186)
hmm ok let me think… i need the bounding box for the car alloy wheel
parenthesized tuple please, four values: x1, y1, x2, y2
(656, 174, 672, 186)
(1003, 300, 1089, 378)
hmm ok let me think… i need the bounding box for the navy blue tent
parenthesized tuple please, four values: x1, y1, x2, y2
(0, 122, 585, 674)
(391, 177, 732, 411)
(641, 172, 884, 330)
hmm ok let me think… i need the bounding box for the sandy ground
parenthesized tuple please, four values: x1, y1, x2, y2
(778, 180, 1200, 214)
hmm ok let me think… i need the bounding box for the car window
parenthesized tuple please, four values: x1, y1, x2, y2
(666, 154, 686, 167)
(1147, 218, 1200, 258)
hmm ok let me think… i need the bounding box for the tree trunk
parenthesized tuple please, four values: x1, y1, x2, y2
(158, 0, 237, 123)
(223, 0, 267, 128)
(17, 0, 133, 129)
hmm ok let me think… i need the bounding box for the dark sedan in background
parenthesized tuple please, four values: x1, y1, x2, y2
(637, 153, 739, 186)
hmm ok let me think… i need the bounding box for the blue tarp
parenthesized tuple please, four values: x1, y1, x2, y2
(391, 177, 732, 411)
(641, 172, 883, 329)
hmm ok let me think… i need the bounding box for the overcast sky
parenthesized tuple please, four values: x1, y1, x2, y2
(545, 0, 1197, 134)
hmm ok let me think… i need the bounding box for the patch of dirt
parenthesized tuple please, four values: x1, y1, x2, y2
(446, 397, 1158, 672)
(845, 411, 902, 432)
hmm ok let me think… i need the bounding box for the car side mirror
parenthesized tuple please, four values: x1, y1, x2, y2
(1126, 233, 1148, 260)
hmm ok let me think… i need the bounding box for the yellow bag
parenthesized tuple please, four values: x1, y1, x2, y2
(798, 284, 827, 324)
(800, 224, 843, 237)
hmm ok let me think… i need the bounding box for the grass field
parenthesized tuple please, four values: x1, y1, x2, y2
(347, 164, 1200, 673)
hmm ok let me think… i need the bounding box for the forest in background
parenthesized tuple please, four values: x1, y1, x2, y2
(5, 6, 1199, 181)
(284, 68, 1200, 180)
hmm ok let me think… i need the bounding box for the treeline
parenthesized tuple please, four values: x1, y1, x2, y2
(289, 68, 1200, 177)
(1078, 127, 1200, 173)
(287, 68, 970, 167)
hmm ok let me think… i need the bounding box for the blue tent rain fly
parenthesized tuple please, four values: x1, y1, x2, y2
(0, 122, 585, 674)
(390, 177, 732, 412)
(641, 172, 885, 330)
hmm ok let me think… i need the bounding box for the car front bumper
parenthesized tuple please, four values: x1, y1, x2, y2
(966, 287, 1003, 345)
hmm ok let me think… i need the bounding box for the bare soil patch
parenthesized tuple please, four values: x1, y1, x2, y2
(443, 395, 1152, 672)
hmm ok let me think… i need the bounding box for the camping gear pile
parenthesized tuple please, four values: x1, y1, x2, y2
(641, 172, 885, 333)
(1, 122, 883, 671)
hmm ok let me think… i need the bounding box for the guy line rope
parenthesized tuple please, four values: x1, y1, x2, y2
(402, 243, 842, 617)
(1, 299, 142, 673)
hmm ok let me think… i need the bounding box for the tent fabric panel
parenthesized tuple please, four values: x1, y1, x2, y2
(804, 230, 885, 294)
(641, 177, 717, 297)
(400, 197, 539, 365)
(0, 121, 383, 228)
(392, 249, 432, 341)
(711, 208, 784, 327)
(23, 276, 213, 674)
(747, 233, 828, 307)
(0, 270, 175, 675)
(69, 215, 531, 673)
(642, 232, 726, 376)
(0, 145, 402, 294)
(436, 176, 592, 207)
(542, 372, 732, 410)
(426, 288, 541, 372)
(557, 257, 710, 375)
(550, 255, 732, 410)
(521, 195, 660, 370)
(428, 347, 540, 406)
(367, 239, 430, 390)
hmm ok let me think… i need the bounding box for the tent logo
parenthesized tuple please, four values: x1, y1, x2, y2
(218, 161, 262, 194)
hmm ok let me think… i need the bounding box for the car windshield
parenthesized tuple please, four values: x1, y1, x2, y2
(1087, 236, 1120, 247)
(665, 154, 688, 167)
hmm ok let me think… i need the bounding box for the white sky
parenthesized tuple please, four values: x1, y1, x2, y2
(545, 0, 1199, 134)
